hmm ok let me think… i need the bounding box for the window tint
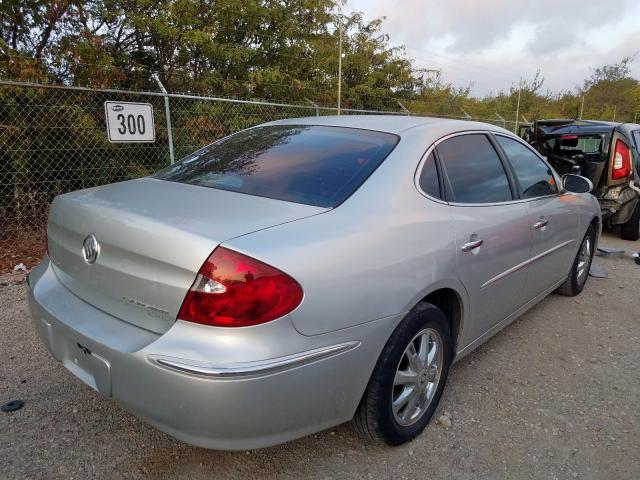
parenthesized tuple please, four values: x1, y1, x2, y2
(437, 134, 512, 203)
(496, 135, 558, 199)
(155, 125, 398, 208)
(418, 152, 441, 199)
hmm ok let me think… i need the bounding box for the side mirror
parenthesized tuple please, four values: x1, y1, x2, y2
(562, 174, 592, 194)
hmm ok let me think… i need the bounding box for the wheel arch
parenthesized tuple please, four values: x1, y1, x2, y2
(418, 287, 465, 358)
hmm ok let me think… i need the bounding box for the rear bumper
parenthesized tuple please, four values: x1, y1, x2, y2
(599, 185, 640, 225)
(27, 258, 400, 450)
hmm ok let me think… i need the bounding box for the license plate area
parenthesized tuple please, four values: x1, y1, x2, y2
(39, 318, 112, 396)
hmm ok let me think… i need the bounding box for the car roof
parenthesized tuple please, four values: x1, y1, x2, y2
(264, 115, 511, 136)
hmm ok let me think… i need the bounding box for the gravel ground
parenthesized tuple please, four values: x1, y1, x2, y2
(1, 232, 639, 480)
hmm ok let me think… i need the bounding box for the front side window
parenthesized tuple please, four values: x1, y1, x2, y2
(155, 125, 399, 208)
(436, 134, 512, 203)
(496, 135, 558, 199)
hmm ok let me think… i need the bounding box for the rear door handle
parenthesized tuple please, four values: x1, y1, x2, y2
(461, 239, 483, 252)
(533, 219, 549, 230)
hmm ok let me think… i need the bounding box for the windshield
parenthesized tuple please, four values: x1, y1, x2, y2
(541, 135, 603, 156)
(155, 125, 399, 208)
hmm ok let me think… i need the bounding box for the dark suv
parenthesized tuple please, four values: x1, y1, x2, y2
(521, 119, 640, 240)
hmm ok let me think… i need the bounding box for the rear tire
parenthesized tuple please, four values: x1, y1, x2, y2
(352, 303, 452, 445)
(556, 225, 596, 297)
(620, 202, 640, 241)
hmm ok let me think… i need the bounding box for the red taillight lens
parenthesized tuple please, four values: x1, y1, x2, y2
(612, 139, 632, 180)
(178, 247, 303, 327)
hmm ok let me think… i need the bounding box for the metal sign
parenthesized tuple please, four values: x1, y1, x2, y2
(104, 101, 155, 143)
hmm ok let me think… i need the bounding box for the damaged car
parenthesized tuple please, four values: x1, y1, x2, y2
(521, 119, 640, 240)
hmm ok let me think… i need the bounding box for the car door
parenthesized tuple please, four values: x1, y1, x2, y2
(493, 134, 578, 298)
(434, 133, 532, 344)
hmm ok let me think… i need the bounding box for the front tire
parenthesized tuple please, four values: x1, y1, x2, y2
(352, 303, 452, 445)
(556, 225, 596, 297)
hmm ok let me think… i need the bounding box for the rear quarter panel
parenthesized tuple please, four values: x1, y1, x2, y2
(223, 129, 466, 336)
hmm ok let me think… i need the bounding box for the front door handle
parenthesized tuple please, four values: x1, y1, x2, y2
(533, 219, 549, 230)
(461, 239, 484, 252)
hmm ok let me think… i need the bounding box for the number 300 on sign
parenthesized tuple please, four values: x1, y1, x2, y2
(104, 102, 155, 143)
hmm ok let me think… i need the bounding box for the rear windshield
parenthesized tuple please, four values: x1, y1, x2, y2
(541, 135, 603, 156)
(155, 125, 399, 208)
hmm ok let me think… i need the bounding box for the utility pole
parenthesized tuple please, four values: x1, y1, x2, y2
(337, 18, 342, 115)
(514, 77, 522, 134)
(579, 95, 585, 120)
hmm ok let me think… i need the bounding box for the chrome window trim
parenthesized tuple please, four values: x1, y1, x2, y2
(148, 341, 360, 379)
(414, 130, 568, 207)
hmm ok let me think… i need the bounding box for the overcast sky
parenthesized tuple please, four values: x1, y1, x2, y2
(344, 0, 640, 97)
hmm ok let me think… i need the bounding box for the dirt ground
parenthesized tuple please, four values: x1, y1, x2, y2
(1, 232, 639, 480)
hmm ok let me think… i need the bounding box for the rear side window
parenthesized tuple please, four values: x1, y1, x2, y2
(155, 125, 399, 208)
(495, 135, 558, 199)
(437, 134, 512, 203)
(418, 153, 442, 199)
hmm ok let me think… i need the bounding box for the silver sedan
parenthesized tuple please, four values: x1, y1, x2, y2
(27, 116, 600, 450)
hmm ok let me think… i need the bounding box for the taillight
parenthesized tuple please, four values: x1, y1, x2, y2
(178, 247, 303, 327)
(612, 140, 632, 180)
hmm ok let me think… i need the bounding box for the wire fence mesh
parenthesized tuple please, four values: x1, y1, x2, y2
(0, 79, 517, 271)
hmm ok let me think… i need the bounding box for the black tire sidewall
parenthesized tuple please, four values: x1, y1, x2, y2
(570, 225, 596, 294)
(620, 203, 640, 241)
(370, 304, 452, 445)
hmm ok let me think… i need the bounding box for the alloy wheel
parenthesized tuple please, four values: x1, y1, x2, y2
(576, 235, 592, 287)
(391, 328, 443, 426)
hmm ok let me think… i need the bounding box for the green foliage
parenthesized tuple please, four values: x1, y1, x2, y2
(0, 1, 638, 119)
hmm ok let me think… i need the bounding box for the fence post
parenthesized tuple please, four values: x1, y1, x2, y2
(305, 98, 320, 116)
(152, 74, 175, 164)
(514, 77, 522, 134)
(397, 101, 411, 116)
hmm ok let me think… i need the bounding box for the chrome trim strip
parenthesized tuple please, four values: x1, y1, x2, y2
(149, 341, 360, 379)
(481, 239, 575, 289)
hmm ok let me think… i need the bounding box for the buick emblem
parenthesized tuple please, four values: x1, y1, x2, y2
(82, 234, 100, 264)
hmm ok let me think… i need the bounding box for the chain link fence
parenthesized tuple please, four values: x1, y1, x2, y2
(0, 79, 516, 271)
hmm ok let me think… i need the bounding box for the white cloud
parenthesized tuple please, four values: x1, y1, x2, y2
(345, 0, 640, 95)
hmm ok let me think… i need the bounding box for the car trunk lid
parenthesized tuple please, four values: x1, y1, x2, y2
(47, 178, 326, 334)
